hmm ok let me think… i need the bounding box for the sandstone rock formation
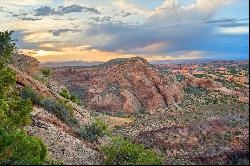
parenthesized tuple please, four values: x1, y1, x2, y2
(184, 73, 223, 89)
(52, 57, 183, 114)
(10, 53, 40, 76)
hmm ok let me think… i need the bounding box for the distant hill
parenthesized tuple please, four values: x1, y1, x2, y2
(150, 58, 249, 64)
(40, 61, 102, 68)
(52, 57, 183, 114)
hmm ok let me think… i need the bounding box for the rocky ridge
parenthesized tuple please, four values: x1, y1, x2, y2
(9, 54, 101, 164)
(10, 53, 40, 76)
(52, 57, 183, 114)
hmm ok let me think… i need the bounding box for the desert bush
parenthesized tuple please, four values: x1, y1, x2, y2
(41, 98, 79, 127)
(176, 74, 185, 82)
(78, 119, 108, 142)
(101, 136, 163, 165)
(59, 88, 81, 105)
(41, 67, 52, 77)
(193, 74, 207, 78)
(20, 86, 42, 105)
(69, 95, 80, 104)
(59, 88, 70, 99)
(184, 86, 208, 95)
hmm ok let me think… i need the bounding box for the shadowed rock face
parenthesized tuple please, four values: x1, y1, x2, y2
(52, 57, 183, 114)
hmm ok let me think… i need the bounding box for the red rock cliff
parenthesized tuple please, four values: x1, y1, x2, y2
(52, 57, 183, 114)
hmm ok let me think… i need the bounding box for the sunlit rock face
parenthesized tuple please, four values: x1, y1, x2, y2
(52, 57, 183, 114)
(10, 53, 40, 76)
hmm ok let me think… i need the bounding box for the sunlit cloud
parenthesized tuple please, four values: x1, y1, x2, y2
(1, 0, 249, 62)
(218, 26, 249, 34)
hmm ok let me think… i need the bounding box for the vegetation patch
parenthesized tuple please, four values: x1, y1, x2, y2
(41, 67, 52, 77)
(176, 74, 185, 82)
(0, 30, 47, 164)
(101, 136, 163, 165)
(193, 74, 207, 78)
(21, 86, 42, 105)
(59, 88, 81, 105)
(42, 98, 79, 127)
(77, 119, 109, 142)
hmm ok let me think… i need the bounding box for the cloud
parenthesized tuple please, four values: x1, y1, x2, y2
(205, 18, 236, 24)
(1, 0, 51, 7)
(58, 4, 100, 14)
(206, 18, 249, 28)
(18, 17, 42, 21)
(112, 0, 150, 17)
(89, 16, 122, 24)
(83, 0, 248, 59)
(8, 11, 42, 21)
(34, 6, 57, 16)
(218, 26, 249, 34)
(120, 10, 135, 17)
(4, 0, 248, 61)
(34, 4, 100, 16)
(147, 0, 232, 25)
(49, 28, 81, 36)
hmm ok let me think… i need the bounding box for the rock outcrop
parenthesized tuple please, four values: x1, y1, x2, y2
(184, 73, 223, 89)
(10, 53, 40, 76)
(52, 57, 183, 114)
(9, 64, 91, 124)
(26, 107, 102, 165)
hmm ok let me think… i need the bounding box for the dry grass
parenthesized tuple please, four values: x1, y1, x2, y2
(101, 115, 133, 130)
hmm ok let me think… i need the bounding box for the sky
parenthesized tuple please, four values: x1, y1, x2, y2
(0, 0, 249, 62)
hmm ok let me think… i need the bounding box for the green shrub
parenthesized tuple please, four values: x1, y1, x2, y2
(41, 98, 79, 127)
(0, 128, 47, 165)
(101, 137, 163, 165)
(78, 119, 108, 142)
(41, 67, 52, 77)
(193, 74, 206, 78)
(59, 88, 71, 99)
(59, 88, 81, 105)
(0, 30, 47, 164)
(176, 74, 185, 82)
(184, 86, 208, 95)
(20, 86, 42, 105)
(0, 31, 16, 61)
(69, 95, 80, 104)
